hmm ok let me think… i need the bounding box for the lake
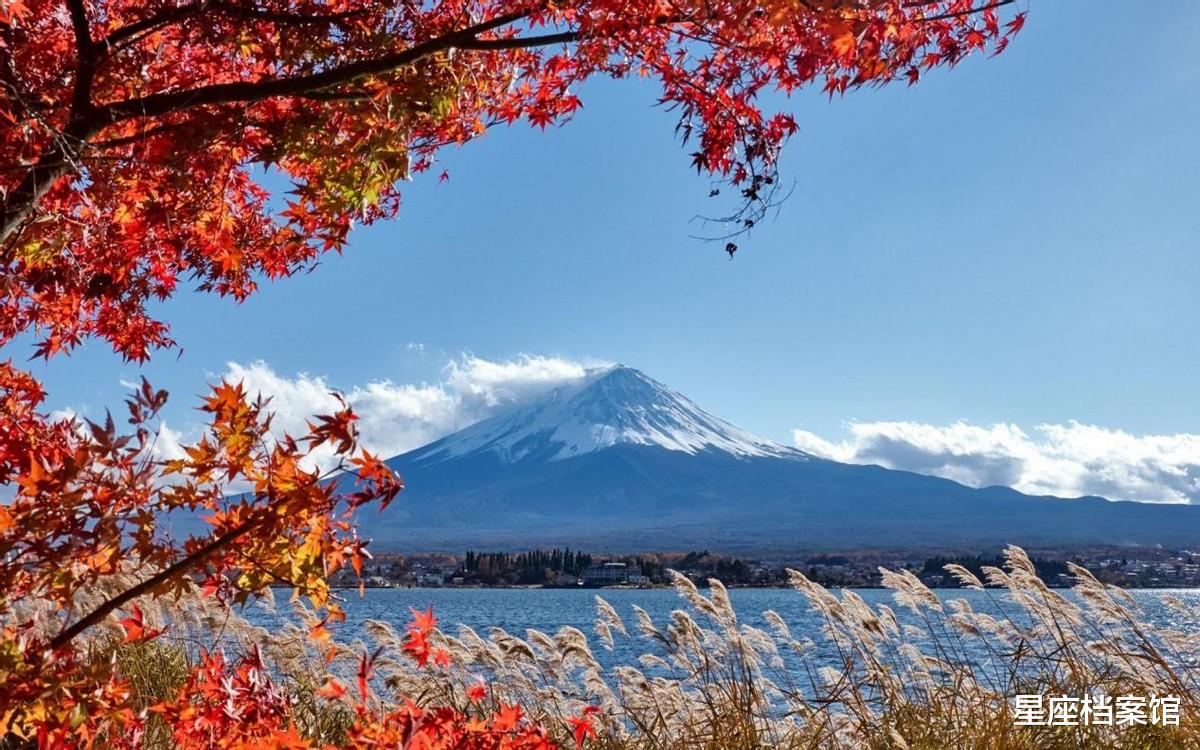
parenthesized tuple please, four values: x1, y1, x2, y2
(271, 587, 1200, 673)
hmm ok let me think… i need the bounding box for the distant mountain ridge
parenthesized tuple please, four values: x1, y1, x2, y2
(361, 366, 1200, 553)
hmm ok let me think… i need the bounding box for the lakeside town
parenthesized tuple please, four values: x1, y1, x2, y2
(329, 546, 1200, 590)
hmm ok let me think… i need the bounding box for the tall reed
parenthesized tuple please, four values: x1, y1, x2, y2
(75, 546, 1200, 749)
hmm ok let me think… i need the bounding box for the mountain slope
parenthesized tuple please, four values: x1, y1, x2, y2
(361, 367, 1200, 552)
(407, 365, 802, 464)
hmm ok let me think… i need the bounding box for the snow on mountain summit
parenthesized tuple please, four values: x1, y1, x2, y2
(407, 365, 804, 465)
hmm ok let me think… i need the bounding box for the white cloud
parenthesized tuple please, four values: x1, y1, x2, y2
(440, 354, 590, 409)
(137, 354, 1200, 506)
(185, 354, 597, 471)
(792, 420, 1200, 504)
(9, 354, 600, 500)
(48, 407, 79, 423)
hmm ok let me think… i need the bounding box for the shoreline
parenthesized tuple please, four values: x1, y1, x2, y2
(322, 583, 1200, 592)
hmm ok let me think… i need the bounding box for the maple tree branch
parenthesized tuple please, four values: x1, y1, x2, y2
(66, 0, 92, 55)
(457, 30, 581, 51)
(98, 9, 539, 121)
(293, 89, 374, 102)
(920, 0, 1015, 22)
(0, 155, 134, 171)
(67, 0, 98, 118)
(47, 514, 267, 651)
(99, 3, 206, 49)
(0, 59, 42, 122)
(98, 1, 370, 51)
(1, 6, 627, 245)
(88, 121, 184, 150)
(0, 9, 534, 245)
(211, 2, 373, 26)
(96, 8, 696, 122)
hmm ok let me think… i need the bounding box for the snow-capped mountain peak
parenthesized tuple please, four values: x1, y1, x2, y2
(408, 365, 803, 465)
(373, 367, 1199, 553)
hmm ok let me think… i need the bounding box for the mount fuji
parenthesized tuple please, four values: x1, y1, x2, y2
(406, 364, 802, 465)
(363, 366, 1200, 552)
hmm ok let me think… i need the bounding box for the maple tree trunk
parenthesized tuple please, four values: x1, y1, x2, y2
(0, 113, 97, 251)
(1, 0, 97, 250)
(0, 156, 73, 249)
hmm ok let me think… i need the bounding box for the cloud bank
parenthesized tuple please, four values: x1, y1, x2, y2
(193, 354, 596, 471)
(140, 351, 1200, 506)
(792, 421, 1200, 504)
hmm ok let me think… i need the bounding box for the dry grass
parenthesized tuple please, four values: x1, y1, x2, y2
(73, 546, 1200, 748)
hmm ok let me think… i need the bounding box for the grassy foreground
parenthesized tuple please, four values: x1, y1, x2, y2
(94, 546, 1199, 749)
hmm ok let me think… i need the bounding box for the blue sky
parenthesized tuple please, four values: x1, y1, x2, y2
(23, 1, 1200, 503)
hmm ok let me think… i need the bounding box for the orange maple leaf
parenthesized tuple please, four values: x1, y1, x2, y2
(315, 678, 347, 700)
(492, 703, 522, 733)
(410, 606, 436, 634)
(118, 604, 163, 643)
(831, 32, 857, 59)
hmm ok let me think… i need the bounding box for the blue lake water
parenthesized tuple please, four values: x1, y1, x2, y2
(281, 587, 1200, 674)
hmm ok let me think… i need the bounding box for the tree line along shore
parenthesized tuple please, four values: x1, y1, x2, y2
(325, 546, 1200, 590)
